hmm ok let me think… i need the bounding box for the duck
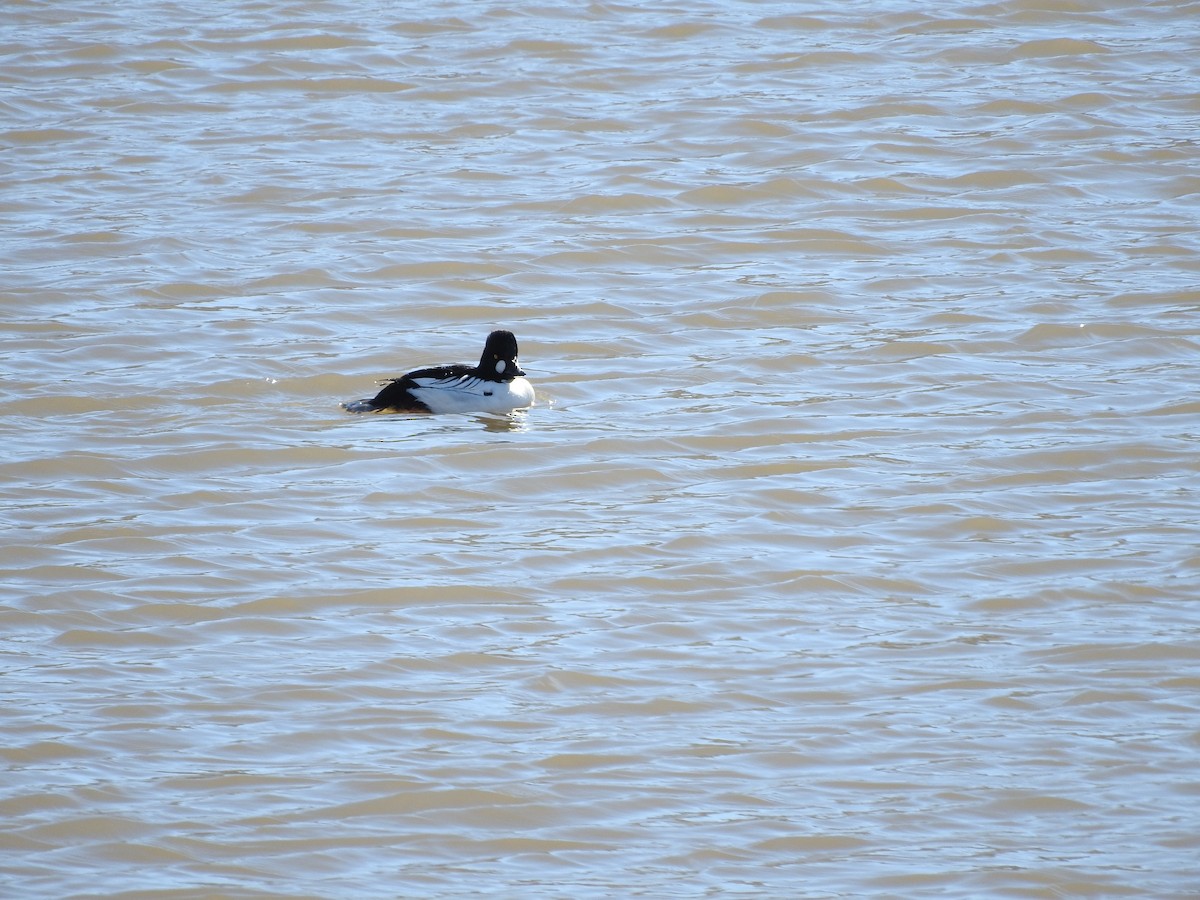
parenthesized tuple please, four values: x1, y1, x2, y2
(343, 329, 535, 415)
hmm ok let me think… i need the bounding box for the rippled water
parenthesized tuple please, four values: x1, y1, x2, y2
(3, 1, 1199, 896)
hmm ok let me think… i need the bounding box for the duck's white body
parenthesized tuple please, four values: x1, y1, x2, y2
(404, 371, 535, 415)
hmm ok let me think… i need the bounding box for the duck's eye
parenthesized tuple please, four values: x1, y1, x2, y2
(495, 359, 507, 374)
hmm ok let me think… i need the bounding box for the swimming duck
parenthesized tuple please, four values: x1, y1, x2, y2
(343, 329, 535, 415)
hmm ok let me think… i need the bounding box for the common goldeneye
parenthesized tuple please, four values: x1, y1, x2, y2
(343, 329, 535, 415)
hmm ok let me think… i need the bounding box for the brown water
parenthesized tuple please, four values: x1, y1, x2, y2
(3, 1, 1199, 897)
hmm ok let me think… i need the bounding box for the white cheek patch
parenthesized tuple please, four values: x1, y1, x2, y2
(495, 359, 507, 374)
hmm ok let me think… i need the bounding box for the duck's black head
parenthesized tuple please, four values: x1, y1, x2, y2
(478, 329, 525, 381)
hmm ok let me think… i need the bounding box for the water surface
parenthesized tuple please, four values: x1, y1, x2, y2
(2, 1, 1199, 896)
